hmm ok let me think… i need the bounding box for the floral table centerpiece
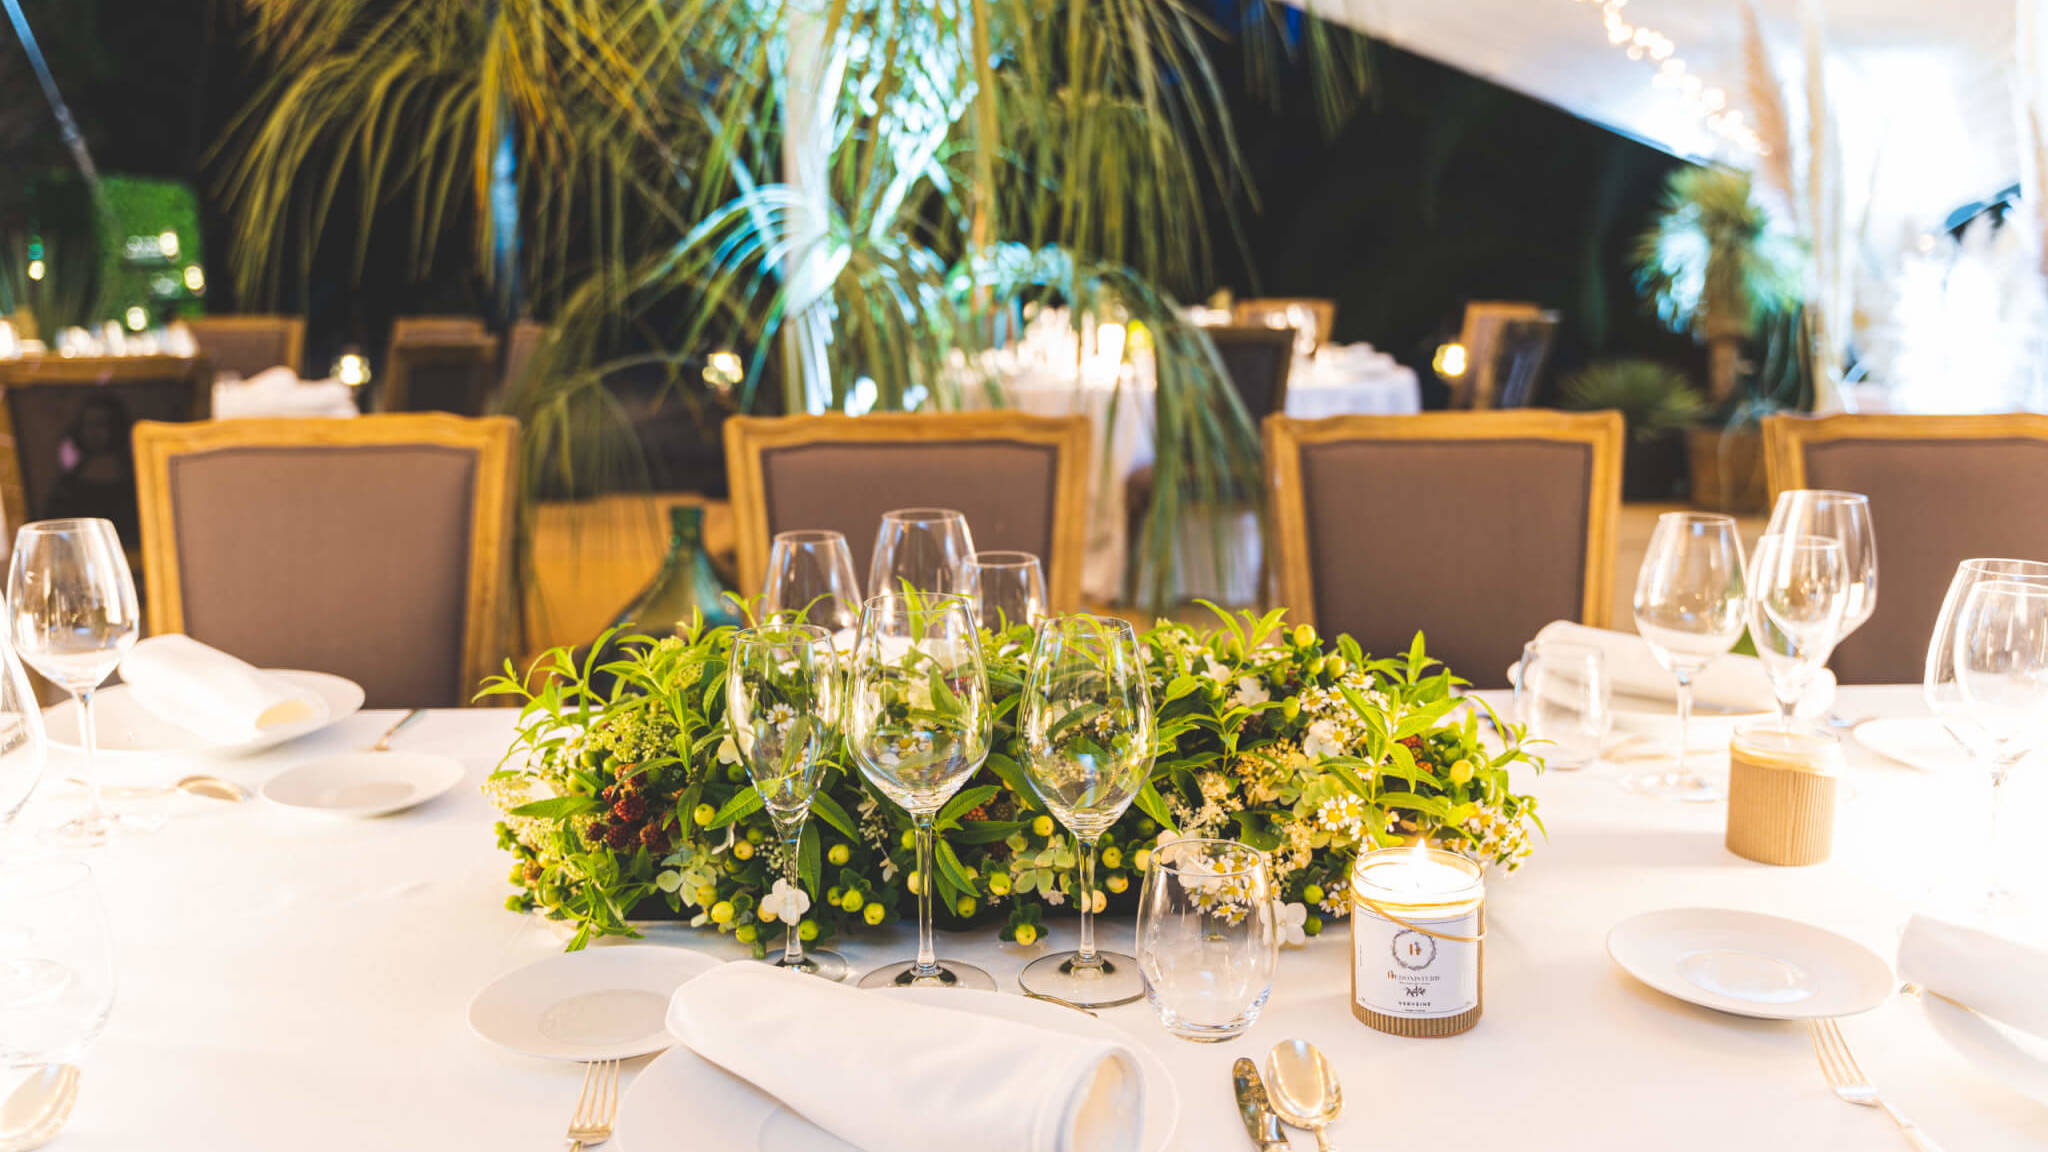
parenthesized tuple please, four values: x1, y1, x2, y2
(482, 606, 1545, 951)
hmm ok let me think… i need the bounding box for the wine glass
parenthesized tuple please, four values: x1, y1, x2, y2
(844, 592, 995, 990)
(1746, 533, 1848, 729)
(0, 623, 48, 836)
(866, 509, 974, 599)
(1948, 576, 2048, 905)
(0, 858, 115, 1071)
(1017, 615, 1152, 1007)
(1629, 512, 1746, 801)
(727, 624, 847, 980)
(8, 520, 140, 846)
(1512, 640, 1611, 770)
(762, 530, 862, 643)
(1766, 491, 1876, 638)
(1135, 838, 1277, 1042)
(964, 551, 1047, 634)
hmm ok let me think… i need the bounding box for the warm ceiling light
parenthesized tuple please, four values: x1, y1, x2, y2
(1433, 342, 1468, 379)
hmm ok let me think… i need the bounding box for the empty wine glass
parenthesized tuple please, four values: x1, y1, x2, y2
(964, 551, 1047, 633)
(866, 509, 974, 599)
(763, 530, 862, 642)
(1629, 512, 1746, 802)
(8, 520, 140, 846)
(1766, 491, 1876, 638)
(0, 624, 48, 835)
(1136, 838, 1277, 1042)
(1747, 533, 1848, 729)
(845, 592, 995, 990)
(1949, 577, 2048, 905)
(727, 624, 847, 980)
(1512, 640, 1611, 770)
(0, 858, 115, 1069)
(1017, 616, 1152, 1007)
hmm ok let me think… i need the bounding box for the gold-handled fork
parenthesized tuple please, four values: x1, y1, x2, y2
(1809, 1017, 1944, 1151)
(565, 1059, 620, 1150)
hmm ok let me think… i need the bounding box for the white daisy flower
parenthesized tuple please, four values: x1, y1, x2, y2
(758, 878, 811, 925)
(1302, 720, 1346, 760)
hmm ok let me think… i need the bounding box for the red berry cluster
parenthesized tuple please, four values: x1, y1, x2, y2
(584, 766, 674, 856)
(1398, 735, 1438, 773)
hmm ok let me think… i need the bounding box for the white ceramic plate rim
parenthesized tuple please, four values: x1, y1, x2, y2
(613, 984, 1180, 1152)
(45, 669, 365, 756)
(1607, 907, 1894, 1020)
(1853, 717, 1972, 774)
(260, 751, 465, 817)
(468, 945, 721, 1062)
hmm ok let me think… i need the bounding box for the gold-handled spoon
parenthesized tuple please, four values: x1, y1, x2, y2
(0, 1065, 79, 1150)
(1265, 1039, 1341, 1151)
(67, 775, 249, 802)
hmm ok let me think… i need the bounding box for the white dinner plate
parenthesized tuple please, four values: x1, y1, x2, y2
(1918, 989, 2048, 1106)
(260, 752, 465, 817)
(469, 945, 721, 1062)
(1607, 908, 1894, 1020)
(1853, 717, 1973, 774)
(45, 669, 364, 757)
(613, 986, 1180, 1152)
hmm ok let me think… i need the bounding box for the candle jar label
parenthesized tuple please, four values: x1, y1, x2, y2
(1353, 908, 1480, 1019)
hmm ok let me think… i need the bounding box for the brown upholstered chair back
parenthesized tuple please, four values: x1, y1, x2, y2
(502, 320, 548, 391)
(1208, 326, 1297, 417)
(1267, 411, 1623, 685)
(382, 337, 500, 416)
(185, 316, 304, 377)
(725, 413, 1090, 610)
(1764, 413, 2048, 684)
(133, 414, 518, 708)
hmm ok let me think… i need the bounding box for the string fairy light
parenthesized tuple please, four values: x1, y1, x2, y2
(1573, 0, 1765, 157)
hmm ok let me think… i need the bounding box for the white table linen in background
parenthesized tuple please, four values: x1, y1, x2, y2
(1284, 342, 1422, 419)
(15, 684, 2046, 1150)
(211, 366, 360, 420)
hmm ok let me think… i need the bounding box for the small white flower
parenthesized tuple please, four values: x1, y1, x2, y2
(758, 878, 811, 925)
(1303, 720, 1345, 760)
(1274, 900, 1308, 947)
(716, 735, 741, 765)
(1043, 886, 1067, 907)
(765, 703, 797, 730)
(1201, 654, 1232, 684)
(1230, 676, 1270, 709)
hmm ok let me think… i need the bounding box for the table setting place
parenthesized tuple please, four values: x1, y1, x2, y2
(0, 495, 2044, 1151)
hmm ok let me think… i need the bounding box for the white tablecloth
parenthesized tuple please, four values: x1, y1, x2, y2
(212, 369, 360, 420)
(14, 685, 2048, 1150)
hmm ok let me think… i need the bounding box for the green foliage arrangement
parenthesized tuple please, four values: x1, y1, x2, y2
(481, 606, 1545, 952)
(1560, 359, 1707, 442)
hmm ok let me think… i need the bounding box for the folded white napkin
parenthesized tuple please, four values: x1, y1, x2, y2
(667, 964, 1143, 1152)
(1900, 914, 2048, 1039)
(118, 635, 326, 745)
(1516, 621, 1834, 714)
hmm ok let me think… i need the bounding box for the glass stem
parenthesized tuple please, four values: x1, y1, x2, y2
(780, 826, 806, 967)
(75, 688, 106, 824)
(1989, 765, 2010, 896)
(913, 813, 939, 978)
(1075, 833, 1100, 967)
(1672, 671, 1694, 781)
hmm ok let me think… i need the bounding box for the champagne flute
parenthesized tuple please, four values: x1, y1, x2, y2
(8, 520, 140, 846)
(1949, 577, 2048, 905)
(1746, 533, 1848, 729)
(727, 624, 847, 980)
(866, 509, 974, 599)
(1629, 512, 1746, 801)
(964, 550, 1047, 633)
(1017, 615, 1152, 1008)
(1766, 491, 1876, 637)
(845, 592, 995, 989)
(763, 530, 862, 645)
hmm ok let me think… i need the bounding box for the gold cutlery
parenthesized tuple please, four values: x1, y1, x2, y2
(0, 1064, 79, 1150)
(1021, 987, 1099, 1017)
(66, 775, 249, 802)
(1231, 1057, 1292, 1150)
(565, 1059, 619, 1151)
(1265, 1039, 1340, 1150)
(1810, 1017, 1943, 1151)
(368, 708, 427, 752)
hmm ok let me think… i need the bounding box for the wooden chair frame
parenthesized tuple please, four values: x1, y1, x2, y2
(133, 413, 519, 704)
(1764, 412, 2048, 494)
(1265, 409, 1624, 630)
(1454, 300, 1550, 409)
(0, 356, 214, 533)
(389, 315, 489, 345)
(185, 314, 306, 376)
(724, 412, 1092, 612)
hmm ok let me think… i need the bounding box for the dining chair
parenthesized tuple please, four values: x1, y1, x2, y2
(1266, 410, 1624, 685)
(183, 315, 305, 378)
(1453, 301, 1552, 409)
(389, 315, 489, 345)
(0, 355, 213, 548)
(1234, 297, 1336, 353)
(501, 319, 549, 392)
(132, 413, 519, 708)
(1489, 313, 1560, 409)
(724, 411, 1090, 611)
(1763, 412, 2048, 684)
(381, 335, 501, 416)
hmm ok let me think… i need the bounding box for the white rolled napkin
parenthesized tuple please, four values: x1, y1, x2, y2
(666, 963, 1143, 1152)
(1515, 620, 1834, 714)
(1900, 914, 2048, 1039)
(118, 635, 326, 745)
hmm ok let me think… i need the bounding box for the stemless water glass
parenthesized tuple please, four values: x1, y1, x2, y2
(866, 509, 975, 599)
(0, 626, 48, 834)
(762, 530, 862, 640)
(845, 593, 995, 990)
(727, 625, 847, 980)
(1746, 533, 1848, 728)
(1136, 838, 1277, 1042)
(1513, 640, 1611, 770)
(0, 859, 115, 1071)
(1630, 512, 1746, 802)
(1949, 577, 2048, 905)
(1017, 615, 1152, 1007)
(1766, 490, 1877, 638)
(8, 520, 140, 846)
(964, 551, 1047, 633)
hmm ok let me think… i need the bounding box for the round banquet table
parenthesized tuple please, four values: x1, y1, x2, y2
(13, 685, 2047, 1150)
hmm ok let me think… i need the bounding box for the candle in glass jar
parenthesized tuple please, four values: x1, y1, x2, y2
(1349, 843, 1485, 1037)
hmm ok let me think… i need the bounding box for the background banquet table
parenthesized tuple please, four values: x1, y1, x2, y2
(17, 685, 2046, 1150)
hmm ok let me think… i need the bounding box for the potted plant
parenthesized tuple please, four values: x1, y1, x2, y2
(1559, 360, 1705, 501)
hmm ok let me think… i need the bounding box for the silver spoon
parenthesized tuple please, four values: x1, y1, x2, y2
(0, 1065, 78, 1150)
(68, 775, 250, 802)
(367, 708, 427, 752)
(1265, 1039, 1341, 1151)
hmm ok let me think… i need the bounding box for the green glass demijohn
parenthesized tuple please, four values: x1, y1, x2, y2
(612, 505, 742, 636)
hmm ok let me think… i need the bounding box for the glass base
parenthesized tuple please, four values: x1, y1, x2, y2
(857, 958, 995, 991)
(1146, 993, 1267, 1043)
(40, 810, 132, 849)
(1622, 768, 1721, 803)
(1019, 950, 1145, 1008)
(767, 949, 847, 981)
